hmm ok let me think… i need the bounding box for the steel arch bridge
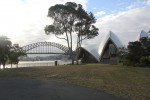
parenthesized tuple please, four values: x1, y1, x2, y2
(22, 42, 70, 54)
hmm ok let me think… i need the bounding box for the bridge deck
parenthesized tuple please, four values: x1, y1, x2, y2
(26, 53, 66, 54)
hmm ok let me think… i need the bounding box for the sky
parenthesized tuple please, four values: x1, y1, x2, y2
(0, 0, 150, 48)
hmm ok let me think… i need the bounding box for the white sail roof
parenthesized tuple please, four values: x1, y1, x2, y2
(139, 30, 148, 39)
(80, 31, 149, 62)
(98, 31, 123, 60)
(81, 45, 99, 62)
(82, 31, 123, 62)
(148, 33, 150, 38)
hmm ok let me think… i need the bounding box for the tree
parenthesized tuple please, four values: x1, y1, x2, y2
(0, 36, 12, 69)
(126, 37, 150, 66)
(127, 41, 143, 65)
(75, 5, 98, 64)
(140, 37, 150, 56)
(75, 5, 98, 47)
(8, 45, 26, 68)
(45, 2, 99, 64)
(117, 47, 128, 65)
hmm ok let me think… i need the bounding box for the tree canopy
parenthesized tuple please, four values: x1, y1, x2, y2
(45, 2, 99, 64)
(9, 44, 26, 68)
(0, 36, 12, 68)
(0, 36, 26, 68)
(118, 37, 150, 67)
(127, 37, 150, 66)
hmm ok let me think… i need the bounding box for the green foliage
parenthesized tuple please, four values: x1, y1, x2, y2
(45, 2, 99, 64)
(0, 36, 12, 68)
(140, 56, 150, 67)
(9, 45, 26, 66)
(120, 37, 150, 67)
(140, 37, 150, 56)
(75, 6, 98, 47)
(45, 2, 77, 37)
(0, 36, 26, 68)
(117, 47, 128, 64)
(127, 41, 143, 64)
(45, 2, 99, 42)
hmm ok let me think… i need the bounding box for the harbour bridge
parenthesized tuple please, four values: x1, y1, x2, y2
(22, 42, 70, 55)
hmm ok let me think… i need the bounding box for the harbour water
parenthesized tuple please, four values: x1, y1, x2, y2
(0, 60, 72, 69)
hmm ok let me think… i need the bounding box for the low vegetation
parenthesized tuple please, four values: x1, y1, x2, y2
(0, 64, 149, 100)
(118, 37, 150, 67)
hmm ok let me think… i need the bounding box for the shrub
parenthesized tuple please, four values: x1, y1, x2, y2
(140, 56, 150, 67)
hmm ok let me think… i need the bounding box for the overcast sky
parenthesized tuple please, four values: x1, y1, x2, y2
(0, 0, 150, 48)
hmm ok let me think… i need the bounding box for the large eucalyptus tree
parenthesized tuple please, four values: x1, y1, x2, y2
(45, 2, 99, 64)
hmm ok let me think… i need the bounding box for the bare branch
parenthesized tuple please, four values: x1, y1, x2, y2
(77, 36, 87, 44)
(55, 34, 67, 41)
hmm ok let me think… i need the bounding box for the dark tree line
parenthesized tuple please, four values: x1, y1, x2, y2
(118, 37, 150, 67)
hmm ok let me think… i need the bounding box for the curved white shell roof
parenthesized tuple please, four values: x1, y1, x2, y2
(82, 31, 123, 62)
(98, 31, 123, 60)
(81, 30, 149, 62)
(139, 30, 148, 39)
(81, 45, 99, 61)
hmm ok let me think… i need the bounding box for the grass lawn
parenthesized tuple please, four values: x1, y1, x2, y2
(0, 64, 149, 100)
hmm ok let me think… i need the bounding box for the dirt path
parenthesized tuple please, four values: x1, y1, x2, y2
(0, 78, 125, 100)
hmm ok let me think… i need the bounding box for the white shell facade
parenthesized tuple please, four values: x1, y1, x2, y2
(81, 45, 99, 62)
(82, 31, 123, 62)
(139, 30, 149, 39)
(148, 33, 150, 38)
(81, 30, 149, 62)
(98, 31, 123, 61)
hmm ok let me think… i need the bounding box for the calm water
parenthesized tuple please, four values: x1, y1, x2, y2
(0, 60, 71, 69)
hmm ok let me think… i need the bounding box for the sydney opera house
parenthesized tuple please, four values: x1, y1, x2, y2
(78, 30, 150, 64)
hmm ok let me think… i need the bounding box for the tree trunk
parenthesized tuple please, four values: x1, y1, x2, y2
(70, 32, 74, 65)
(65, 32, 70, 49)
(0, 61, 1, 69)
(11, 62, 12, 68)
(65, 32, 72, 61)
(2, 62, 5, 69)
(16, 64, 18, 68)
(76, 36, 80, 65)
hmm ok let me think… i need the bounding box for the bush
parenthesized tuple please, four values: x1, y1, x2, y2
(140, 56, 150, 67)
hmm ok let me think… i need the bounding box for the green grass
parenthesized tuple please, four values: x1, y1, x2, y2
(0, 64, 150, 100)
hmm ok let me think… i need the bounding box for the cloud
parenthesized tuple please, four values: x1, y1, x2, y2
(147, 0, 150, 4)
(0, 0, 88, 47)
(137, 0, 150, 5)
(138, 0, 150, 2)
(95, 11, 106, 17)
(83, 6, 150, 47)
